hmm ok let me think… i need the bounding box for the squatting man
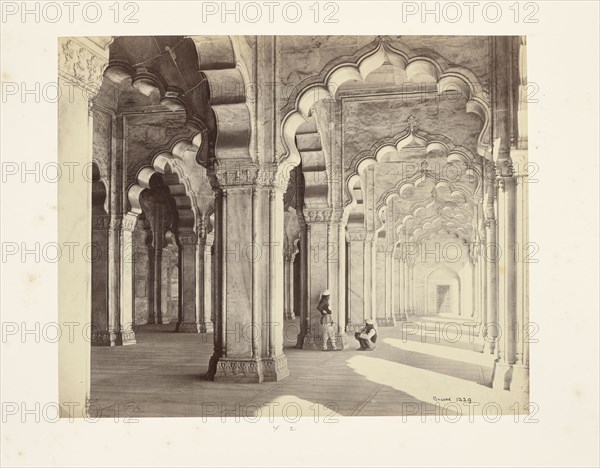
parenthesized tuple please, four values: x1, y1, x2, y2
(317, 290, 378, 351)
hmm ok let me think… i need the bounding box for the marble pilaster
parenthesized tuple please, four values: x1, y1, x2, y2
(175, 231, 201, 333)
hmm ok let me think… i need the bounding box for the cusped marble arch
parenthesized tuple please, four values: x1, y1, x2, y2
(127, 144, 202, 232)
(278, 37, 492, 182)
(346, 130, 483, 208)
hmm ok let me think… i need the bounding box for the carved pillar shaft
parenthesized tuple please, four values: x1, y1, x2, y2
(385, 252, 393, 322)
(176, 232, 200, 333)
(296, 221, 309, 347)
(91, 216, 110, 345)
(209, 166, 289, 382)
(283, 246, 295, 320)
(347, 233, 366, 330)
(480, 240, 488, 329)
(408, 260, 414, 316)
(58, 36, 109, 417)
(200, 234, 214, 333)
(363, 235, 374, 321)
(493, 174, 518, 390)
(118, 215, 137, 345)
(152, 205, 164, 324)
(102, 117, 123, 344)
(296, 209, 348, 350)
(335, 221, 348, 341)
(374, 241, 386, 325)
(484, 218, 498, 354)
(397, 254, 406, 320)
(403, 258, 409, 318)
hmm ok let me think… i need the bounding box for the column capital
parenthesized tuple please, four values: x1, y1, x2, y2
(178, 231, 199, 247)
(213, 162, 259, 188)
(303, 208, 333, 224)
(92, 215, 110, 231)
(346, 230, 367, 242)
(496, 159, 515, 178)
(283, 237, 299, 262)
(121, 214, 138, 233)
(257, 164, 290, 191)
(58, 37, 109, 92)
(205, 231, 215, 248)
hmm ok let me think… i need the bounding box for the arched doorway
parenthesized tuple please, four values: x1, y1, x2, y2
(427, 267, 461, 316)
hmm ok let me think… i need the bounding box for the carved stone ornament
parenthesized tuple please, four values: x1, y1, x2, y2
(303, 208, 333, 224)
(214, 165, 258, 187)
(178, 233, 198, 247)
(263, 356, 289, 378)
(92, 215, 110, 231)
(346, 231, 367, 242)
(58, 38, 107, 91)
(215, 359, 261, 378)
(257, 164, 290, 191)
(121, 214, 138, 232)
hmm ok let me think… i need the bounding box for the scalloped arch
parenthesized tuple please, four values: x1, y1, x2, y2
(277, 37, 491, 182)
(346, 128, 483, 209)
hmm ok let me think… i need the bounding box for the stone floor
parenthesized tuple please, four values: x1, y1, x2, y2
(90, 316, 528, 418)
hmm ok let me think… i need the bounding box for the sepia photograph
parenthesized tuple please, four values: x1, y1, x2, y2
(58, 34, 530, 418)
(1, 2, 599, 467)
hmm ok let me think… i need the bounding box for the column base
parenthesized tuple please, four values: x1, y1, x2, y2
(376, 317, 396, 327)
(93, 329, 136, 346)
(263, 355, 290, 382)
(297, 330, 323, 350)
(346, 322, 365, 332)
(200, 321, 214, 334)
(473, 336, 486, 353)
(335, 332, 349, 350)
(482, 338, 497, 354)
(491, 361, 512, 390)
(210, 355, 290, 383)
(284, 312, 296, 320)
(175, 321, 201, 333)
(212, 358, 264, 383)
(91, 330, 119, 346)
(116, 328, 137, 345)
(297, 328, 349, 350)
(509, 364, 529, 393)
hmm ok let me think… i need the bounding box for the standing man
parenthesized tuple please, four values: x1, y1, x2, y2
(354, 319, 377, 351)
(317, 290, 337, 351)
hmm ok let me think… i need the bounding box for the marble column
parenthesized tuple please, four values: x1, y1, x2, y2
(334, 220, 349, 344)
(393, 250, 401, 321)
(118, 214, 137, 345)
(492, 166, 518, 390)
(397, 252, 406, 321)
(58, 36, 109, 416)
(346, 231, 366, 331)
(384, 250, 396, 326)
(283, 240, 297, 320)
(200, 232, 214, 333)
(208, 165, 289, 382)
(297, 208, 349, 350)
(408, 257, 415, 316)
(97, 114, 124, 345)
(151, 204, 164, 324)
(510, 156, 529, 393)
(402, 255, 409, 321)
(374, 239, 387, 327)
(479, 236, 488, 340)
(483, 215, 498, 354)
(91, 214, 111, 345)
(363, 232, 375, 322)
(296, 216, 309, 348)
(176, 231, 201, 333)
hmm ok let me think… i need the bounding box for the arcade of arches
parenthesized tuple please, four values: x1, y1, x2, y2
(58, 35, 529, 415)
